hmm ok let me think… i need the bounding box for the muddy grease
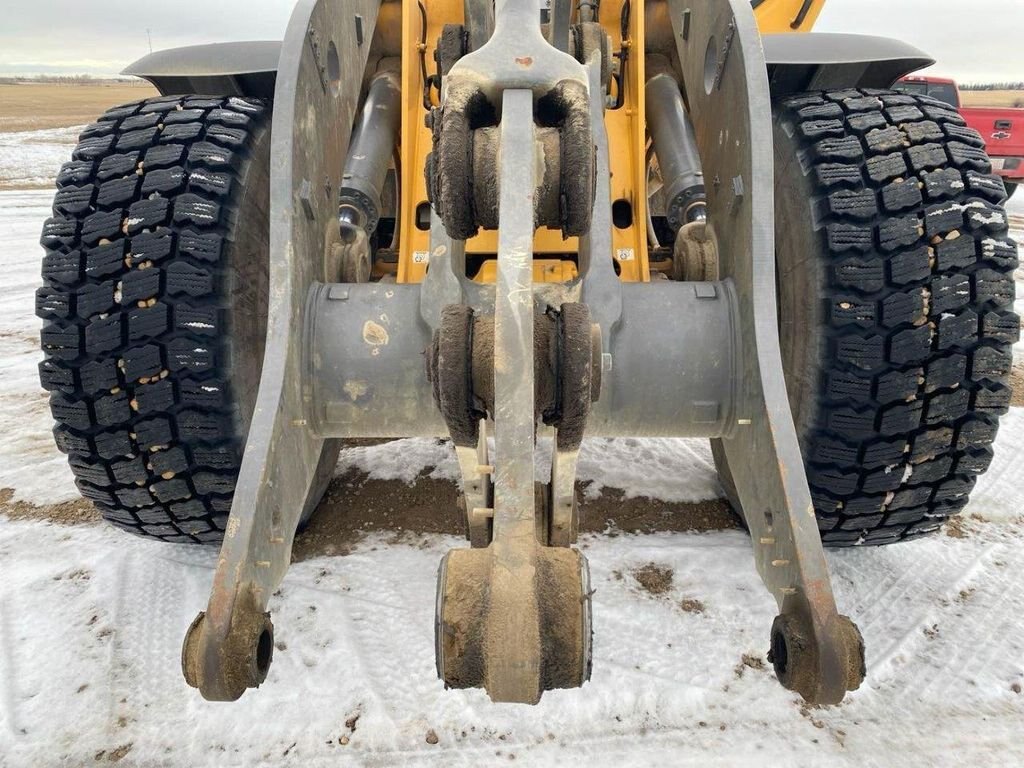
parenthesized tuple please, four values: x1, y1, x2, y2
(0, 488, 100, 525)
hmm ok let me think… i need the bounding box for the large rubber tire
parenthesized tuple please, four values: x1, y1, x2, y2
(38, 95, 271, 544)
(773, 89, 1019, 546)
(1005, 181, 1018, 201)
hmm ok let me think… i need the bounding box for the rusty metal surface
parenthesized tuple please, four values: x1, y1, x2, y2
(435, 86, 594, 705)
(429, 0, 594, 704)
(430, 0, 594, 240)
(667, 0, 863, 703)
(181, 0, 382, 701)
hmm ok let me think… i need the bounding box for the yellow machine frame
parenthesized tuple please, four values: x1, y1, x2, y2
(396, 0, 825, 284)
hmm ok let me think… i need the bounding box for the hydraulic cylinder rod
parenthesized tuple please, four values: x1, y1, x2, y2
(646, 58, 707, 228)
(338, 62, 402, 236)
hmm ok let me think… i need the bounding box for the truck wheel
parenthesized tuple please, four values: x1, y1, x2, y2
(1005, 181, 1018, 201)
(773, 89, 1018, 546)
(38, 95, 271, 544)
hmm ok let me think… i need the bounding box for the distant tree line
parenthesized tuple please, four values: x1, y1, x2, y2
(960, 82, 1024, 91)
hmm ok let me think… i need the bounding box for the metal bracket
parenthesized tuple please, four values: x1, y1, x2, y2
(433, 0, 593, 704)
(180, 0, 382, 701)
(435, 88, 592, 704)
(667, 0, 864, 704)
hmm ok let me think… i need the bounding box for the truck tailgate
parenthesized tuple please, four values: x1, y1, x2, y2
(961, 106, 1024, 167)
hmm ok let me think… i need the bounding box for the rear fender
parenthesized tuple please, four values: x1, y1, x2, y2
(122, 41, 281, 98)
(764, 33, 934, 99)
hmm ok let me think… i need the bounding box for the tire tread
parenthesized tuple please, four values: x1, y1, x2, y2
(775, 88, 1019, 546)
(38, 95, 268, 544)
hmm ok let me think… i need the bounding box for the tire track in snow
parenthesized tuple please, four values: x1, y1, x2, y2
(0, 594, 23, 738)
(325, 553, 442, 727)
(104, 549, 190, 737)
(860, 544, 993, 676)
(832, 546, 951, 653)
(268, 550, 442, 743)
(911, 540, 1024, 704)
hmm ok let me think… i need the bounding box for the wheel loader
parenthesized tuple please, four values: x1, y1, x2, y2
(37, 0, 1019, 705)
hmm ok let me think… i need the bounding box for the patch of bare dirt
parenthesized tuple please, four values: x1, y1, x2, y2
(3, 439, 736, 564)
(734, 653, 765, 678)
(680, 597, 705, 614)
(580, 485, 740, 535)
(955, 587, 976, 604)
(1010, 356, 1024, 407)
(93, 743, 132, 763)
(0, 82, 157, 133)
(632, 563, 674, 596)
(0, 329, 39, 346)
(292, 471, 464, 562)
(293, 470, 737, 562)
(0, 488, 100, 525)
(942, 518, 966, 540)
(799, 704, 826, 730)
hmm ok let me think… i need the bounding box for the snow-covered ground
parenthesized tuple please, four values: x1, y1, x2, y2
(0, 126, 80, 190)
(0, 157, 1023, 766)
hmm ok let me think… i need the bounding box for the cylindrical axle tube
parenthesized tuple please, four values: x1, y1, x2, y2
(305, 280, 737, 440)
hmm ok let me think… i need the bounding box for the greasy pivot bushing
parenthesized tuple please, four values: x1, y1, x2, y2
(768, 613, 865, 704)
(571, 22, 612, 90)
(427, 303, 603, 448)
(435, 24, 468, 76)
(768, 613, 814, 699)
(428, 79, 594, 240)
(426, 304, 486, 448)
(556, 303, 599, 451)
(671, 220, 719, 282)
(435, 545, 592, 703)
(181, 608, 274, 702)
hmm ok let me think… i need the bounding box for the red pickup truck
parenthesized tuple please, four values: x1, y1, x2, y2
(896, 75, 1024, 198)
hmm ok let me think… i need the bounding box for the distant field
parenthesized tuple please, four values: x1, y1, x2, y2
(960, 90, 1024, 109)
(0, 82, 158, 133)
(1, 82, 1019, 133)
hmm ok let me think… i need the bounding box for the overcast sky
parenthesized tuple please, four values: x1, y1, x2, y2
(1, 0, 1022, 83)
